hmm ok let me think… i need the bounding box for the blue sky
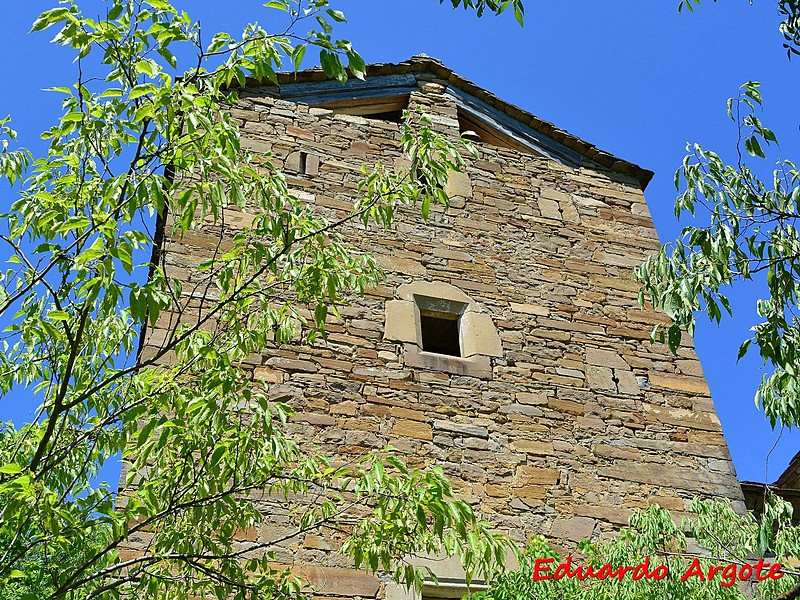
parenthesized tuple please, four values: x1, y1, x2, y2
(1, 1, 798, 484)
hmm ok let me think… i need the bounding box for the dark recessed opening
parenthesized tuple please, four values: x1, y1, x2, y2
(361, 109, 404, 123)
(420, 311, 461, 357)
(457, 108, 538, 155)
(319, 96, 410, 123)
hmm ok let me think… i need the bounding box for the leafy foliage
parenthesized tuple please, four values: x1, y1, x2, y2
(634, 80, 800, 429)
(441, 0, 525, 25)
(0, 427, 113, 600)
(472, 497, 800, 600)
(0, 1, 521, 597)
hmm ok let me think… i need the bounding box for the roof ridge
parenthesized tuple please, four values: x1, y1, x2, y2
(240, 57, 654, 189)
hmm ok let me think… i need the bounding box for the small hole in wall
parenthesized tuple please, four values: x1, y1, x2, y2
(299, 151, 308, 173)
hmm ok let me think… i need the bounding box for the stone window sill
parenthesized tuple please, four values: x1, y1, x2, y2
(404, 344, 492, 379)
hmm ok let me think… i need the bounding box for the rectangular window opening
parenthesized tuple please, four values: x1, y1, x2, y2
(325, 96, 410, 123)
(420, 310, 461, 357)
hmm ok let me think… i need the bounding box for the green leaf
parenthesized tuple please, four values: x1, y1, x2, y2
(107, 4, 123, 20)
(667, 324, 682, 353)
(513, 1, 524, 25)
(263, 0, 290, 10)
(134, 59, 156, 77)
(129, 83, 157, 100)
(291, 44, 307, 72)
(326, 8, 347, 22)
(737, 338, 752, 361)
(319, 50, 346, 84)
(347, 51, 366, 80)
(30, 7, 70, 32)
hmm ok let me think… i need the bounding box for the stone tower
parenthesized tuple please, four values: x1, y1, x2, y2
(133, 55, 745, 598)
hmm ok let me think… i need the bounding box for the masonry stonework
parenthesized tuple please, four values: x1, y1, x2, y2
(130, 56, 745, 598)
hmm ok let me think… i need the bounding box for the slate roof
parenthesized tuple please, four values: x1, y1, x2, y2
(776, 450, 800, 489)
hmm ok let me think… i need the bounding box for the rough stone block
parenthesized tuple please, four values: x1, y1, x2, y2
(291, 565, 380, 598)
(266, 357, 318, 373)
(434, 419, 489, 439)
(648, 372, 710, 394)
(384, 300, 419, 344)
(392, 419, 433, 441)
(305, 153, 320, 175)
(461, 312, 503, 358)
(547, 398, 583, 415)
(397, 280, 474, 306)
(511, 440, 553, 455)
(377, 254, 427, 276)
(253, 366, 283, 384)
(499, 404, 543, 418)
(550, 516, 596, 542)
(509, 302, 549, 316)
(293, 412, 336, 427)
(537, 196, 562, 220)
(330, 401, 358, 416)
(585, 347, 628, 369)
(285, 151, 302, 172)
(615, 369, 641, 395)
(446, 170, 473, 198)
(586, 365, 615, 392)
(517, 466, 560, 485)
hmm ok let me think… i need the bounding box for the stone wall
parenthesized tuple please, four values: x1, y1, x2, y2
(131, 68, 745, 599)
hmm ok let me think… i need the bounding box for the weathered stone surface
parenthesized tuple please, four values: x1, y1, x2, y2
(599, 460, 742, 499)
(433, 419, 489, 439)
(615, 369, 641, 395)
(517, 466, 560, 485)
(446, 170, 473, 198)
(396, 280, 474, 306)
(434, 247, 474, 261)
(547, 398, 583, 415)
(293, 412, 336, 426)
(538, 196, 562, 220)
(391, 419, 433, 441)
(550, 516, 596, 542)
(500, 404, 544, 418)
(461, 312, 503, 358)
(377, 254, 427, 276)
(253, 366, 283, 383)
(585, 347, 628, 369)
(266, 357, 318, 373)
(292, 565, 380, 598)
(574, 505, 631, 525)
(330, 400, 358, 416)
(511, 439, 553, 455)
(648, 372, 710, 394)
(510, 302, 549, 316)
(517, 392, 548, 405)
(586, 365, 615, 391)
(126, 64, 746, 588)
(644, 404, 721, 432)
